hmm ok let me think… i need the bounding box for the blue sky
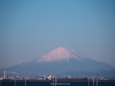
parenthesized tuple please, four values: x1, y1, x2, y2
(0, 0, 115, 68)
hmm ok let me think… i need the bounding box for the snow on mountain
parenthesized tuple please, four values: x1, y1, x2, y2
(35, 47, 87, 62)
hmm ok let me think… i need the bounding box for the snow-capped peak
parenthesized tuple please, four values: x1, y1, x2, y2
(36, 47, 87, 62)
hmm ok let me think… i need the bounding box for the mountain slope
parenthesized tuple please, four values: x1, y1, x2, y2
(1, 47, 115, 77)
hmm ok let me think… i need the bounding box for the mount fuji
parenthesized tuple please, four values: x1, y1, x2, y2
(33, 47, 87, 62)
(1, 47, 115, 77)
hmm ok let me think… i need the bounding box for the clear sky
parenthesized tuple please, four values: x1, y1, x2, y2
(0, 0, 115, 68)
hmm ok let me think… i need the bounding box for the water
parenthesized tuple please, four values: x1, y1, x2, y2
(1, 80, 115, 86)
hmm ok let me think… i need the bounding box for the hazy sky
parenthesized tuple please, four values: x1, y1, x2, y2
(0, 0, 115, 68)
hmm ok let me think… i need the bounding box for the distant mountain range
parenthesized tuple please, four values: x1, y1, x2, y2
(0, 47, 115, 77)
